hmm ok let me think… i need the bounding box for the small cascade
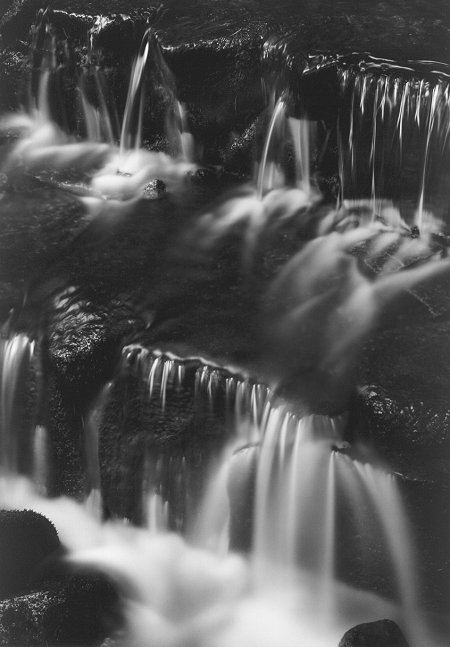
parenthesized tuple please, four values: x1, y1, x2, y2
(338, 67, 450, 222)
(145, 492, 169, 534)
(175, 101, 195, 163)
(334, 454, 426, 644)
(78, 17, 117, 143)
(5, 13, 196, 203)
(0, 334, 35, 473)
(120, 345, 428, 644)
(119, 28, 152, 157)
(250, 412, 426, 645)
(257, 95, 318, 198)
(253, 413, 344, 579)
(83, 381, 113, 519)
(29, 8, 56, 121)
(257, 96, 287, 196)
(123, 346, 272, 433)
(288, 116, 317, 194)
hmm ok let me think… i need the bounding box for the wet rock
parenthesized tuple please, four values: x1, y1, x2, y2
(0, 176, 89, 319)
(142, 178, 166, 199)
(0, 588, 63, 646)
(0, 509, 61, 600)
(338, 619, 409, 647)
(0, 571, 123, 647)
(43, 571, 123, 646)
(99, 360, 233, 524)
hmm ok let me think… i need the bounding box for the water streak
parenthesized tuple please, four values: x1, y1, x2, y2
(120, 29, 152, 158)
(0, 334, 35, 473)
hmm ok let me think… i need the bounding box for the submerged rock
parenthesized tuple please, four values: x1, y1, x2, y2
(338, 619, 409, 647)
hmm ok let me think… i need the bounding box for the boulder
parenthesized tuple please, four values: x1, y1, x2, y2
(0, 509, 61, 600)
(338, 619, 409, 647)
(0, 570, 123, 646)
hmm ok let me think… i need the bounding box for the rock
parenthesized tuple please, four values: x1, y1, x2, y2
(0, 570, 123, 646)
(0, 588, 63, 646)
(142, 178, 166, 199)
(42, 570, 123, 646)
(98, 355, 233, 524)
(338, 619, 409, 647)
(0, 176, 88, 316)
(0, 509, 61, 600)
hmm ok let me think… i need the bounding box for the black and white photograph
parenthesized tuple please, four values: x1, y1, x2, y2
(0, 1, 449, 645)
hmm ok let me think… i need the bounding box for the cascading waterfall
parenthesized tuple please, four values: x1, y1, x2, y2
(338, 64, 450, 223)
(1, 13, 450, 647)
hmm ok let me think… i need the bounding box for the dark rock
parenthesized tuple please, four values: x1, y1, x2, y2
(142, 178, 166, 198)
(0, 176, 89, 319)
(0, 588, 63, 646)
(338, 619, 409, 647)
(0, 570, 123, 646)
(43, 570, 123, 646)
(0, 509, 61, 600)
(99, 357, 235, 525)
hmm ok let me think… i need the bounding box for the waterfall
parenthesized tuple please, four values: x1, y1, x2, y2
(0, 334, 35, 473)
(257, 96, 318, 198)
(338, 67, 450, 222)
(119, 29, 152, 157)
(1, 13, 450, 647)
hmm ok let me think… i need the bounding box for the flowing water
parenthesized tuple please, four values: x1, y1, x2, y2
(338, 63, 450, 224)
(1, 14, 450, 647)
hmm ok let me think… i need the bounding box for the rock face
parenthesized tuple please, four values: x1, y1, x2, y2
(338, 619, 410, 647)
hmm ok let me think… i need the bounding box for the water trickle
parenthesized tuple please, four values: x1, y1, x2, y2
(83, 381, 113, 518)
(119, 28, 152, 157)
(123, 347, 272, 434)
(256, 91, 318, 200)
(175, 100, 195, 163)
(32, 424, 49, 496)
(257, 96, 287, 197)
(0, 334, 35, 473)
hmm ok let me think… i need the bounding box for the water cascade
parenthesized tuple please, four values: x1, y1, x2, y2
(338, 65, 450, 223)
(0, 334, 36, 474)
(1, 7, 450, 647)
